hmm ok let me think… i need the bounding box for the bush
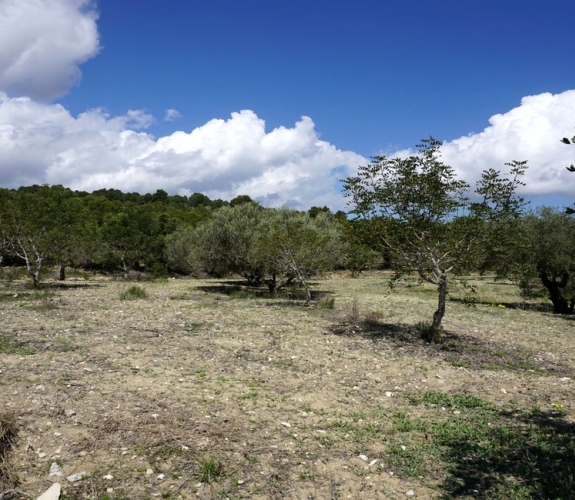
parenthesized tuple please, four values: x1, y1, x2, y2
(120, 286, 147, 300)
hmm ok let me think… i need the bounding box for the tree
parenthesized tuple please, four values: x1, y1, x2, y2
(343, 138, 526, 343)
(5, 186, 80, 288)
(260, 209, 347, 301)
(230, 194, 256, 207)
(165, 205, 347, 301)
(101, 203, 176, 276)
(506, 208, 575, 314)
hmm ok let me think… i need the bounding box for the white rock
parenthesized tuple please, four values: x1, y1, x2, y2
(453, 410, 461, 415)
(385, 392, 393, 397)
(560, 377, 571, 382)
(237, 480, 245, 484)
(67, 471, 86, 482)
(146, 469, 154, 475)
(500, 389, 507, 394)
(64, 409, 76, 417)
(400, 445, 407, 451)
(281, 422, 291, 428)
(103, 474, 113, 480)
(49, 462, 64, 477)
(359, 454, 369, 462)
(157, 473, 165, 480)
(406, 490, 415, 497)
(36, 482, 61, 500)
(369, 459, 378, 467)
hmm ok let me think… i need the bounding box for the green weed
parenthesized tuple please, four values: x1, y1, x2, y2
(198, 457, 222, 483)
(119, 285, 147, 300)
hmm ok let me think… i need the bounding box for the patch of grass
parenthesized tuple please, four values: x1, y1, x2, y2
(0, 413, 19, 489)
(318, 296, 335, 309)
(406, 390, 492, 410)
(346, 296, 360, 327)
(198, 457, 222, 483)
(119, 285, 147, 300)
(0, 336, 36, 356)
(377, 393, 575, 499)
(229, 289, 258, 300)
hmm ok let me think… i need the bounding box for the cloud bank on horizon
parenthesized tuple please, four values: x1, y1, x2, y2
(0, 0, 574, 209)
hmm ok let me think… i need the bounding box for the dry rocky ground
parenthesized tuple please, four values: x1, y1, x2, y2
(0, 271, 574, 500)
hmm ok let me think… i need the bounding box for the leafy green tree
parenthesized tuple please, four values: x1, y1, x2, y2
(506, 208, 575, 313)
(343, 138, 526, 343)
(101, 203, 176, 276)
(260, 209, 347, 301)
(165, 205, 347, 300)
(6, 186, 81, 288)
(230, 194, 256, 207)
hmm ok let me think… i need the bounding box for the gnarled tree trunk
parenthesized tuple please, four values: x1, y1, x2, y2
(430, 278, 447, 343)
(540, 271, 574, 314)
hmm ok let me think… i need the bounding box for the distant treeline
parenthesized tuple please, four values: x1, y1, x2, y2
(0, 185, 355, 291)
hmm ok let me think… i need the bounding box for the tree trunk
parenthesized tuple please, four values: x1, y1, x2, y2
(430, 278, 447, 343)
(244, 272, 262, 287)
(59, 264, 66, 281)
(540, 271, 574, 314)
(265, 275, 293, 295)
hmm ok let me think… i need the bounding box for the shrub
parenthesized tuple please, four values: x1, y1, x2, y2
(120, 286, 147, 300)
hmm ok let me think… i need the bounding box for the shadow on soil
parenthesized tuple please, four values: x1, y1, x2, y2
(329, 319, 575, 376)
(440, 408, 575, 499)
(197, 283, 332, 303)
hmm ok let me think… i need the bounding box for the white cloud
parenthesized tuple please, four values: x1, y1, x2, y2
(0, 0, 100, 100)
(164, 108, 182, 122)
(437, 90, 575, 196)
(0, 93, 366, 208)
(3, 89, 575, 210)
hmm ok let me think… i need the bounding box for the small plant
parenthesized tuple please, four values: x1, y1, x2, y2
(318, 296, 335, 309)
(346, 296, 360, 327)
(120, 285, 147, 300)
(198, 457, 222, 483)
(363, 310, 385, 326)
(229, 289, 256, 300)
(414, 320, 434, 342)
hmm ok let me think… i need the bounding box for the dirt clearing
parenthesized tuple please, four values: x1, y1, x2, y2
(1, 273, 574, 499)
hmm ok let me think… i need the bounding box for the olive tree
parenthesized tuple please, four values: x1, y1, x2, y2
(165, 205, 347, 301)
(3, 186, 80, 288)
(260, 209, 347, 301)
(506, 208, 575, 314)
(343, 138, 526, 343)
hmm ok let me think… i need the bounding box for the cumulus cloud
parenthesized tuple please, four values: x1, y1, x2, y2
(437, 90, 575, 196)
(164, 108, 182, 122)
(0, 93, 366, 208)
(3, 89, 575, 210)
(0, 0, 100, 100)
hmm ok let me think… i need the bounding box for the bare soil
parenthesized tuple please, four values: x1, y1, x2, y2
(0, 272, 574, 499)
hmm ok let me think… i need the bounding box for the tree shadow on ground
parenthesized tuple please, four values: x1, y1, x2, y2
(438, 407, 575, 499)
(328, 319, 575, 376)
(197, 284, 332, 304)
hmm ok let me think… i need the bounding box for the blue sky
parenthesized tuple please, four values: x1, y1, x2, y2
(1, 0, 575, 208)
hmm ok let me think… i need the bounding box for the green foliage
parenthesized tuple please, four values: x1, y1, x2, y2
(197, 457, 223, 483)
(343, 138, 526, 342)
(506, 207, 575, 313)
(120, 285, 148, 300)
(166, 205, 348, 301)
